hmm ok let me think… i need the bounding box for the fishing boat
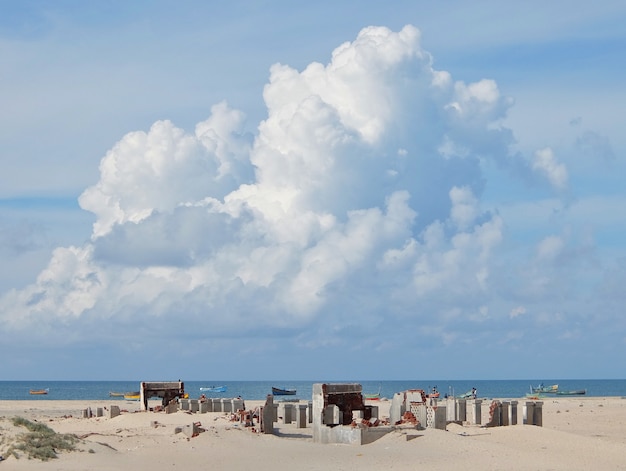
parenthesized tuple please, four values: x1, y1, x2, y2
(124, 391, 141, 400)
(532, 383, 559, 393)
(427, 386, 440, 398)
(199, 385, 227, 393)
(29, 388, 49, 395)
(109, 391, 125, 397)
(364, 384, 382, 400)
(556, 389, 586, 396)
(272, 386, 297, 396)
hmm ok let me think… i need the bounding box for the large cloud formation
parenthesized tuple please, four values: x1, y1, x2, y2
(0, 25, 567, 354)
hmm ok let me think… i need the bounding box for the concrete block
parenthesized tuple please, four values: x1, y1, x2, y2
(109, 405, 120, 419)
(262, 395, 274, 434)
(296, 404, 307, 428)
(183, 423, 200, 438)
(323, 404, 341, 425)
(508, 401, 518, 425)
(96, 407, 103, 417)
(501, 401, 510, 426)
(282, 403, 294, 424)
(457, 399, 467, 422)
(533, 402, 543, 427)
(434, 406, 447, 430)
(222, 398, 232, 413)
(232, 399, 244, 411)
(199, 401, 209, 413)
(190, 400, 199, 413)
(524, 402, 535, 425)
(180, 399, 189, 411)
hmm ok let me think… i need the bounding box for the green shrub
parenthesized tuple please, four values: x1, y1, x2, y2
(7, 417, 79, 461)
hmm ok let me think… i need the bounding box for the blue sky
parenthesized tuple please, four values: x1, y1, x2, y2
(1, 0, 625, 381)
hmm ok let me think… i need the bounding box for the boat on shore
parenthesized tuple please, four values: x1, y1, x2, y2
(532, 383, 559, 394)
(124, 391, 141, 400)
(272, 386, 297, 396)
(109, 391, 125, 397)
(199, 385, 227, 393)
(364, 385, 382, 400)
(556, 389, 587, 396)
(29, 388, 49, 395)
(427, 386, 440, 398)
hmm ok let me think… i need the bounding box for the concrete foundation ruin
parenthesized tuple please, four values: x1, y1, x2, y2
(312, 383, 392, 445)
(139, 381, 186, 411)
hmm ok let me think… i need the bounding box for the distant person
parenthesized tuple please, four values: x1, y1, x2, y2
(472, 387, 477, 399)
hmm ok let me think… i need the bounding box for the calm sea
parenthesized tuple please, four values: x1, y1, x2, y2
(2, 379, 625, 401)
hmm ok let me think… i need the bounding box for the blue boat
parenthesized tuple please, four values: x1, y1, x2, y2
(272, 386, 296, 396)
(199, 385, 227, 393)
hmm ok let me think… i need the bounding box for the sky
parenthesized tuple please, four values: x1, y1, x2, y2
(1, 0, 625, 381)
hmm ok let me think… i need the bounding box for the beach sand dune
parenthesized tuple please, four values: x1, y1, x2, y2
(1, 397, 625, 470)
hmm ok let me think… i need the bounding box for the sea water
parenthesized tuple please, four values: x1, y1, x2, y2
(2, 379, 626, 401)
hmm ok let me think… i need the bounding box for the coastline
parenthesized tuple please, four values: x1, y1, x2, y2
(1, 396, 625, 470)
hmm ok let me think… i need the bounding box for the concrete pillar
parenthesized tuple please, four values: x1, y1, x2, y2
(180, 399, 189, 411)
(434, 406, 447, 430)
(501, 401, 510, 426)
(96, 407, 103, 417)
(109, 405, 120, 418)
(82, 409, 89, 418)
(211, 398, 222, 412)
(262, 395, 274, 434)
(509, 401, 518, 425)
(308, 402, 313, 423)
(199, 401, 209, 413)
(272, 404, 279, 422)
(369, 405, 379, 419)
(467, 400, 482, 425)
(533, 402, 543, 427)
(232, 398, 244, 412)
(222, 398, 232, 413)
(446, 397, 457, 422)
(296, 404, 307, 428)
(282, 403, 294, 424)
(323, 404, 341, 425)
(457, 399, 467, 422)
(524, 402, 535, 425)
(190, 400, 199, 413)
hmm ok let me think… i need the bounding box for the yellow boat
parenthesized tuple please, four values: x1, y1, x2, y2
(29, 388, 49, 395)
(124, 391, 140, 400)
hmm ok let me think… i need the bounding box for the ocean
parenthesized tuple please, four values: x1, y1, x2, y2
(2, 379, 626, 401)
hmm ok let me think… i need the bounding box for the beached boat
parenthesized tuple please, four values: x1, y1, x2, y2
(364, 385, 382, 400)
(272, 387, 296, 396)
(427, 386, 440, 398)
(556, 389, 586, 396)
(109, 391, 125, 397)
(199, 385, 227, 393)
(29, 388, 49, 395)
(124, 391, 141, 400)
(532, 383, 559, 393)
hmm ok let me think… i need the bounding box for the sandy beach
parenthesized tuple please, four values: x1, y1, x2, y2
(1, 396, 625, 470)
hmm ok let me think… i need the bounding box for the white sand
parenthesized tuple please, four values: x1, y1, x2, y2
(1, 396, 625, 470)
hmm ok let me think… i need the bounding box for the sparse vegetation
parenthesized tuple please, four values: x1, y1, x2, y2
(5, 417, 79, 461)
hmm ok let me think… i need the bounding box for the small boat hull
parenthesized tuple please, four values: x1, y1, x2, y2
(124, 391, 141, 400)
(272, 387, 296, 396)
(556, 389, 586, 396)
(29, 389, 49, 395)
